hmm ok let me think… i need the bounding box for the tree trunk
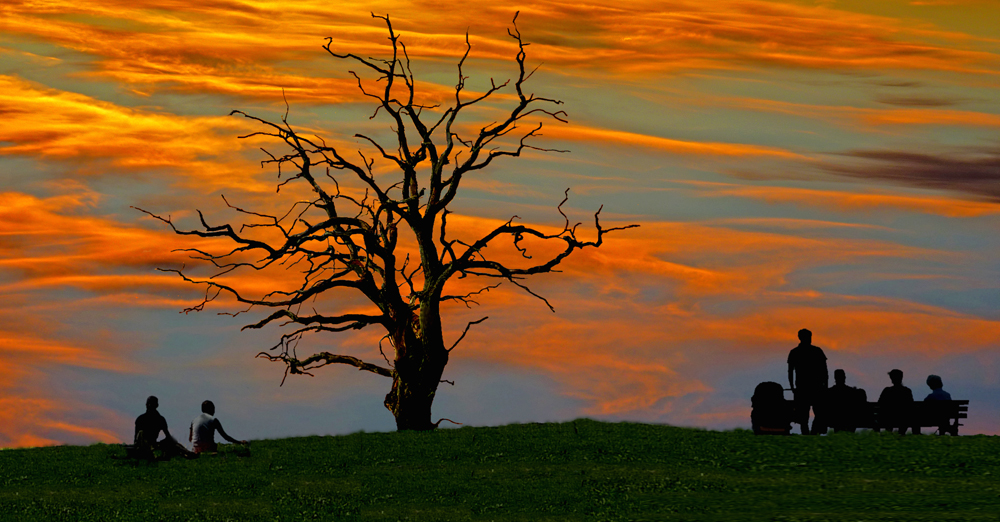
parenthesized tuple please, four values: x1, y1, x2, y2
(383, 317, 448, 430)
(384, 376, 437, 430)
(383, 358, 447, 430)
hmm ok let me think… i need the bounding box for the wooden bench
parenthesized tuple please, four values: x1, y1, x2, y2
(831, 400, 968, 435)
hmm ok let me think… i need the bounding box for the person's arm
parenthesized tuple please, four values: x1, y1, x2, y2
(215, 419, 246, 444)
(159, 414, 174, 443)
(787, 363, 795, 391)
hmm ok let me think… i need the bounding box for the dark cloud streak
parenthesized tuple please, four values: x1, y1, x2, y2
(826, 148, 1000, 201)
(877, 96, 959, 107)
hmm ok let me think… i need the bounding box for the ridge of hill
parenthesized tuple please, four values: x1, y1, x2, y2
(2, 419, 999, 520)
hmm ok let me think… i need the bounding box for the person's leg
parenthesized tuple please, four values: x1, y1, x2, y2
(810, 399, 827, 435)
(792, 392, 809, 434)
(134, 430, 155, 460)
(158, 436, 197, 459)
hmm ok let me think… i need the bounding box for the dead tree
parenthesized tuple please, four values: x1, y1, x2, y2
(135, 13, 637, 431)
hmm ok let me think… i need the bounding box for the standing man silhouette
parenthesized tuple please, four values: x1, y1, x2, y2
(787, 329, 829, 435)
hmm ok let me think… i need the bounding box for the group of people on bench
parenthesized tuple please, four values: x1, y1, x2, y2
(788, 328, 953, 435)
(132, 395, 248, 459)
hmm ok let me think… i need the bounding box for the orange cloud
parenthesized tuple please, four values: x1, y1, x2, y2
(0, 189, 382, 315)
(2, 0, 995, 109)
(0, 190, 196, 278)
(0, 396, 124, 448)
(435, 210, 953, 309)
(678, 180, 1000, 218)
(859, 108, 1000, 127)
(548, 124, 808, 159)
(0, 76, 293, 195)
(0, 331, 136, 374)
(715, 96, 1000, 130)
(0, 75, 239, 164)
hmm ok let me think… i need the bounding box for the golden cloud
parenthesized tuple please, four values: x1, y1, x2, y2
(0, 395, 124, 448)
(2, 0, 995, 107)
(0, 76, 243, 164)
(678, 180, 1000, 218)
(716, 96, 1000, 130)
(548, 124, 808, 159)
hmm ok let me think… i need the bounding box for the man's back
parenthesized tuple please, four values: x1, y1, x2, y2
(925, 388, 952, 401)
(879, 384, 913, 405)
(828, 383, 854, 402)
(191, 412, 219, 447)
(788, 344, 828, 389)
(134, 411, 167, 445)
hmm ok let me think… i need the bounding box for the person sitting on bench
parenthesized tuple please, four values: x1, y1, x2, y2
(924, 375, 951, 401)
(826, 369, 868, 432)
(878, 369, 914, 434)
(923, 374, 953, 435)
(134, 396, 196, 459)
(189, 400, 248, 454)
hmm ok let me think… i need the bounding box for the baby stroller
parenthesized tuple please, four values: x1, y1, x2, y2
(751, 381, 793, 435)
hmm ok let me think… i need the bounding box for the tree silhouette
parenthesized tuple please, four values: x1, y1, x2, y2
(136, 13, 637, 430)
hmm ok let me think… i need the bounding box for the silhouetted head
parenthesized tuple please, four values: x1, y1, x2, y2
(926, 374, 943, 390)
(797, 329, 812, 344)
(834, 369, 846, 385)
(888, 369, 903, 385)
(201, 400, 215, 415)
(145, 395, 158, 411)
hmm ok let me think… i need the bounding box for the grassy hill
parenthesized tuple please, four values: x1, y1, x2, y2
(1, 420, 999, 521)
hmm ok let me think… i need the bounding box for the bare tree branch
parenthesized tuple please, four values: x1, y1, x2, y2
(447, 316, 489, 352)
(136, 13, 637, 431)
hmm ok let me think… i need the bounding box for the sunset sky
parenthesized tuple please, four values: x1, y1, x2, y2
(2, 0, 999, 448)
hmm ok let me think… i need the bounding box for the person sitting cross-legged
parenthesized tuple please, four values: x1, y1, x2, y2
(134, 395, 197, 459)
(189, 400, 248, 454)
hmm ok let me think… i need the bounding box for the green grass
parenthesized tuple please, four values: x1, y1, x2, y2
(2, 420, 999, 521)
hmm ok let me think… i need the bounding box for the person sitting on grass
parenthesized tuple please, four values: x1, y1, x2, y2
(189, 400, 248, 454)
(134, 395, 197, 459)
